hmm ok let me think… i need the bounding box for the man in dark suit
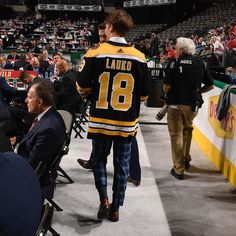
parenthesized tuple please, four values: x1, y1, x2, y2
(25, 56, 45, 77)
(0, 76, 17, 107)
(48, 53, 62, 76)
(0, 151, 42, 236)
(53, 59, 78, 115)
(13, 53, 29, 70)
(17, 80, 66, 190)
(0, 56, 13, 69)
(7, 49, 20, 60)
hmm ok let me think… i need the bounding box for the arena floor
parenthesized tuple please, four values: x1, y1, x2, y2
(50, 104, 236, 236)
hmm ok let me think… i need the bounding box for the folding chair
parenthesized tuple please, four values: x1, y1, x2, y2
(57, 110, 74, 184)
(35, 203, 59, 236)
(72, 98, 90, 139)
(35, 138, 68, 212)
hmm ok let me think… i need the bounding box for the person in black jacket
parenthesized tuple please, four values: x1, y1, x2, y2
(13, 53, 29, 70)
(163, 37, 214, 180)
(53, 59, 78, 115)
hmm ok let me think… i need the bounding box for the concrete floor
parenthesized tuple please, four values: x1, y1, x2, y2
(49, 104, 236, 236)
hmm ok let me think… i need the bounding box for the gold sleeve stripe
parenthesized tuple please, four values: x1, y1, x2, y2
(90, 116, 139, 126)
(88, 127, 138, 138)
(76, 81, 93, 93)
(85, 43, 146, 62)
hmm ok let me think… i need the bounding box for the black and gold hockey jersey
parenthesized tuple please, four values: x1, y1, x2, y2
(77, 39, 149, 139)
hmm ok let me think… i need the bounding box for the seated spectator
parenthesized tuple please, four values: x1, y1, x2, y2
(17, 80, 66, 192)
(0, 151, 42, 236)
(13, 53, 29, 70)
(230, 23, 236, 36)
(0, 56, 13, 69)
(0, 76, 18, 108)
(47, 40, 57, 52)
(38, 52, 50, 74)
(7, 49, 20, 60)
(0, 39, 3, 53)
(25, 56, 45, 77)
(195, 37, 207, 54)
(29, 39, 41, 55)
(48, 52, 62, 75)
(209, 35, 224, 55)
(226, 67, 236, 83)
(58, 40, 69, 52)
(226, 34, 236, 50)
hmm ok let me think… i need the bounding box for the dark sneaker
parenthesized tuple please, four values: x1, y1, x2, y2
(77, 159, 92, 170)
(171, 168, 184, 180)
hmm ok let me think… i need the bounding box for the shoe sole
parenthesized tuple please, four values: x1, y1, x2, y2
(171, 168, 184, 180)
(97, 209, 110, 219)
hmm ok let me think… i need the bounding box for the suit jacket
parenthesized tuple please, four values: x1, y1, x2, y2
(7, 54, 20, 60)
(0, 152, 42, 236)
(54, 70, 78, 115)
(13, 59, 29, 70)
(3, 61, 13, 69)
(17, 107, 66, 186)
(25, 64, 45, 77)
(0, 76, 17, 107)
(0, 130, 12, 152)
(0, 99, 10, 121)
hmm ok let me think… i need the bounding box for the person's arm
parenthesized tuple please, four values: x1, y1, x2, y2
(76, 51, 94, 97)
(0, 101, 10, 121)
(29, 127, 62, 169)
(200, 84, 214, 93)
(163, 59, 176, 95)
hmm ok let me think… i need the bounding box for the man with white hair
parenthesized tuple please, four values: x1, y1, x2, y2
(163, 37, 214, 180)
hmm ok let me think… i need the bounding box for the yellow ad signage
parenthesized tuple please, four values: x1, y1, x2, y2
(208, 95, 236, 139)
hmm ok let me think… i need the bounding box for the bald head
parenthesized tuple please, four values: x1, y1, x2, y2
(56, 59, 69, 76)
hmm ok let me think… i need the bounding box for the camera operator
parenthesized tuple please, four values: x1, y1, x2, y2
(163, 37, 214, 180)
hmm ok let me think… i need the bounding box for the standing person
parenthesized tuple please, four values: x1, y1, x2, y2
(77, 22, 142, 186)
(53, 59, 78, 115)
(77, 22, 107, 169)
(76, 9, 148, 222)
(163, 37, 214, 180)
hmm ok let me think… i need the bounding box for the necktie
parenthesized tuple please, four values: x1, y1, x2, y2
(29, 118, 38, 131)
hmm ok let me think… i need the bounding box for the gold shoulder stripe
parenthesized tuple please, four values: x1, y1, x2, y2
(85, 43, 146, 62)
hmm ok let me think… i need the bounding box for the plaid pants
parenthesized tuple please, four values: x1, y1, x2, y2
(92, 138, 132, 208)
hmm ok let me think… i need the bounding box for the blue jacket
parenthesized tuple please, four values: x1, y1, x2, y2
(0, 76, 17, 108)
(17, 107, 66, 197)
(0, 152, 42, 236)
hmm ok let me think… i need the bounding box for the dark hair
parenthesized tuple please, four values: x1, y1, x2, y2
(33, 80, 55, 107)
(52, 53, 61, 59)
(98, 22, 106, 30)
(104, 9, 134, 36)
